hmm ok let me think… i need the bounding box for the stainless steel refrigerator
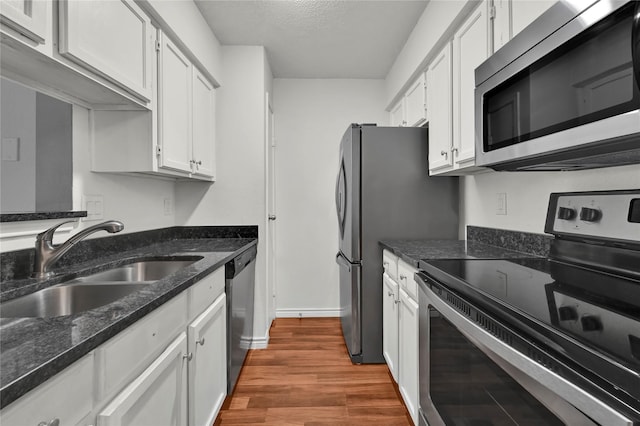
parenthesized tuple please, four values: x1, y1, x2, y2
(335, 124, 458, 364)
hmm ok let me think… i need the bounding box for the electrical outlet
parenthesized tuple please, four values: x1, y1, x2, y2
(82, 195, 104, 221)
(164, 198, 173, 216)
(496, 192, 507, 215)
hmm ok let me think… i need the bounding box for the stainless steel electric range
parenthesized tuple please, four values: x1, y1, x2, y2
(417, 189, 640, 426)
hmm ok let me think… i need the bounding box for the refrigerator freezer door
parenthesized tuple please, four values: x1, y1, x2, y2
(336, 126, 360, 262)
(336, 251, 361, 361)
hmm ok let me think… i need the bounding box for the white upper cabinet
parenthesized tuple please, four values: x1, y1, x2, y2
(452, 0, 490, 168)
(58, 0, 154, 102)
(0, 0, 47, 43)
(158, 32, 193, 174)
(389, 73, 426, 127)
(404, 73, 427, 127)
(428, 0, 490, 175)
(191, 67, 216, 179)
(427, 42, 453, 172)
(390, 99, 405, 127)
(157, 32, 216, 180)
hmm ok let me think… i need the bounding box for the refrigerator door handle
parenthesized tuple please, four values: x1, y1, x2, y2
(336, 252, 352, 272)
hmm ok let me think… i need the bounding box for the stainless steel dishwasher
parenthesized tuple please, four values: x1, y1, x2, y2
(225, 245, 257, 394)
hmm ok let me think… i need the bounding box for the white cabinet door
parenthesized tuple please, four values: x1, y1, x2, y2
(511, 0, 556, 39)
(404, 73, 427, 127)
(427, 42, 453, 173)
(390, 100, 405, 127)
(382, 273, 399, 382)
(0, 354, 94, 426)
(0, 0, 47, 43)
(187, 293, 227, 426)
(159, 33, 193, 174)
(191, 67, 216, 179)
(97, 333, 188, 426)
(58, 0, 153, 101)
(452, 0, 490, 167)
(494, 0, 557, 52)
(398, 288, 419, 425)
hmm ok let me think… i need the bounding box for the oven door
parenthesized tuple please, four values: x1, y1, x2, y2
(474, 0, 640, 170)
(417, 274, 634, 426)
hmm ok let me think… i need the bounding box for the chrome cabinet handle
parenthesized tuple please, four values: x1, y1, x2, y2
(394, 299, 400, 305)
(440, 150, 448, 159)
(383, 261, 389, 268)
(399, 274, 407, 280)
(196, 337, 205, 346)
(183, 352, 193, 361)
(268, 215, 276, 220)
(388, 291, 394, 297)
(451, 147, 459, 156)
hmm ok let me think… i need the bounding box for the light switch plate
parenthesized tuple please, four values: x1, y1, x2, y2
(82, 195, 104, 221)
(496, 192, 507, 215)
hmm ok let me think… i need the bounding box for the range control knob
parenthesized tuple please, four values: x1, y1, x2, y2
(557, 207, 576, 220)
(580, 207, 601, 222)
(581, 315, 602, 332)
(558, 306, 578, 321)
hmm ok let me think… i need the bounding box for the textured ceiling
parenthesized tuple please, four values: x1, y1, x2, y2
(195, 1, 429, 79)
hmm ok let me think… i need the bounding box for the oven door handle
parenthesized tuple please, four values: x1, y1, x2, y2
(633, 0, 640, 91)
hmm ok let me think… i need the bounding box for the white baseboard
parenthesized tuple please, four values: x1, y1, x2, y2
(250, 326, 270, 349)
(276, 308, 341, 318)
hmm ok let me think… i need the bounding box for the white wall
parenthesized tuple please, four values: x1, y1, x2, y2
(272, 79, 388, 317)
(175, 46, 272, 344)
(461, 165, 640, 234)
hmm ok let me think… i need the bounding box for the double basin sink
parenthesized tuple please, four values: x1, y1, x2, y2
(1, 258, 199, 318)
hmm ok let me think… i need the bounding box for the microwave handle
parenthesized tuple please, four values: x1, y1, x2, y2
(633, 0, 640, 91)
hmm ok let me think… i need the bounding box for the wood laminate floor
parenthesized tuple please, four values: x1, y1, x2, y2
(214, 317, 412, 425)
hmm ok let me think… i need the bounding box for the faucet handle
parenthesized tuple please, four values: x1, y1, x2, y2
(37, 221, 76, 244)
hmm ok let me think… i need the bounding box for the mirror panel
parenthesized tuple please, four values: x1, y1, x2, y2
(1, 77, 73, 214)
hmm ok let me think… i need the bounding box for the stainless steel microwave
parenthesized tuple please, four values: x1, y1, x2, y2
(475, 0, 640, 171)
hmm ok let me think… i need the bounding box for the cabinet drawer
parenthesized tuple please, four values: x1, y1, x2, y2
(1, 353, 94, 426)
(398, 259, 418, 301)
(189, 267, 225, 321)
(96, 292, 187, 401)
(382, 249, 399, 281)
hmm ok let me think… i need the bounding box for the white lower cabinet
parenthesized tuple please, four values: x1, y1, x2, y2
(382, 273, 399, 382)
(188, 293, 227, 426)
(398, 287, 419, 425)
(97, 333, 189, 426)
(382, 252, 419, 425)
(0, 353, 94, 426)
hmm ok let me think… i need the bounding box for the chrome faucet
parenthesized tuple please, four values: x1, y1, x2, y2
(33, 220, 124, 278)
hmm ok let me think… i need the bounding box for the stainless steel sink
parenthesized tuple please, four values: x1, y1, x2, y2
(0, 283, 149, 318)
(0, 258, 200, 318)
(73, 259, 198, 283)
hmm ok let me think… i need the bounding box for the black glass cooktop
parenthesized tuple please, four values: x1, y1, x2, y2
(420, 257, 640, 402)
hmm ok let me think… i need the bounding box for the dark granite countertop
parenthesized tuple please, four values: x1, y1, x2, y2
(379, 239, 537, 269)
(0, 234, 256, 408)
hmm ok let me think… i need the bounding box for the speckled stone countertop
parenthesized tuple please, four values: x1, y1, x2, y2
(0, 229, 257, 408)
(380, 225, 552, 268)
(379, 239, 535, 268)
